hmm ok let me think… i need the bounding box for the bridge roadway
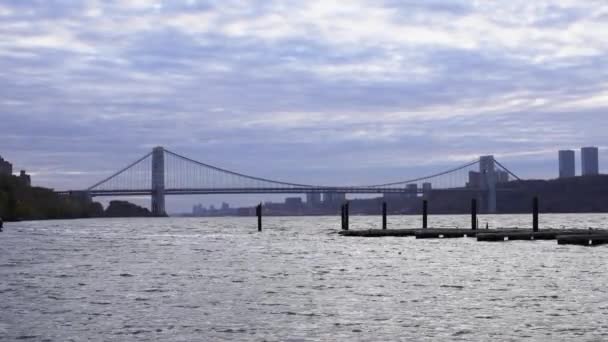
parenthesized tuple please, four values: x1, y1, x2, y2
(57, 187, 506, 197)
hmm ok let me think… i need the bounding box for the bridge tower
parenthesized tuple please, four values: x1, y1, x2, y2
(479, 155, 497, 214)
(151, 146, 166, 216)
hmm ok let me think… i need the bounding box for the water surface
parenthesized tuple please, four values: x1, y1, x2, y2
(1, 214, 607, 341)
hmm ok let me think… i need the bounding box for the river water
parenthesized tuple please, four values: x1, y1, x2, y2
(1, 214, 607, 341)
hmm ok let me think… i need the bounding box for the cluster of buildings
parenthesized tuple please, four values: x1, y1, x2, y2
(0, 155, 31, 186)
(0, 156, 13, 176)
(558, 147, 600, 178)
(467, 169, 509, 188)
(192, 202, 235, 216)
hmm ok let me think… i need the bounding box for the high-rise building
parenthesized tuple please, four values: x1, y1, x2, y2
(467, 171, 480, 188)
(323, 192, 346, 204)
(406, 184, 418, 198)
(306, 193, 321, 207)
(558, 150, 576, 178)
(0, 156, 13, 176)
(422, 182, 432, 198)
(19, 170, 31, 187)
(285, 197, 303, 211)
(496, 170, 509, 183)
(581, 147, 599, 176)
(422, 182, 432, 192)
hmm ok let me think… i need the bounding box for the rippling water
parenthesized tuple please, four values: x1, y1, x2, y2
(1, 214, 608, 341)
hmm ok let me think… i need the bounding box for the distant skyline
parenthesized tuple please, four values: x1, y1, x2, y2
(1, 1, 607, 211)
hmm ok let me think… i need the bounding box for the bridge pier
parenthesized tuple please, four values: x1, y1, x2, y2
(480, 155, 497, 214)
(151, 146, 166, 217)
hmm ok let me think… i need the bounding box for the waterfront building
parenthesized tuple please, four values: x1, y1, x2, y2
(306, 193, 321, 207)
(581, 147, 599, 176)
(422, 182, 432, 198)
(406, 184, 418, 198)
(19, 170, 31, 187)
(558, 150, 576, 178)
(284, 197, 303, 212)
(323, 192, 346, 204)
(0, 156, 12, 176)
(467, 171, 480, 188)
(496, 170, 510, 183)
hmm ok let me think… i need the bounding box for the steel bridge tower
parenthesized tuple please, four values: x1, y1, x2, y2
(151, 146, 166, 216)
(480, 155, 497, 214)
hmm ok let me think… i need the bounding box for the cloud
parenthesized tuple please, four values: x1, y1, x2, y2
(0, 0, 607, 210)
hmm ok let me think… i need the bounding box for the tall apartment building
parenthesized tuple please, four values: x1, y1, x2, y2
(558, 150, 576, 178)
(581, 147, 599, 176)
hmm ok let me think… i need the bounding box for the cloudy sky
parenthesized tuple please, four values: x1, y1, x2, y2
(1, 0, 607, 211)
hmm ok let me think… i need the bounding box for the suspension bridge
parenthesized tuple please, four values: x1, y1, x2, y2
(61, 146, 522, 216)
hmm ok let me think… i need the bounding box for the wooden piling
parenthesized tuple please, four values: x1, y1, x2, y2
(256, 203, 262, 232)
(340, 204, 345, 230)
(471, 199, 477, 230)
(533, 197, 539, 232)
(382, 202, 387, 230)
(345, 202, 350, 230)
(422, 200, 428, 229)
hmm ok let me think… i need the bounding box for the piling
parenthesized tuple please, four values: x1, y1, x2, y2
(0, 217, 3, 232)
(382, 202, 387, 230)
(340, 204, 346, 230)
(345, 202, 350, 230)
(422, 200, 428, 229)
(533, 197, 539, 232)
(256, 203, 262, 232)
(471, 199, 477, 230)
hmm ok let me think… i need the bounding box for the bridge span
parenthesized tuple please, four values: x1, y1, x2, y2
(61, 146, 521, 216)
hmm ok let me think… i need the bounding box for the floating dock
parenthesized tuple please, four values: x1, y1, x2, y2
(339, 228, 608, 246)
(557, 234, 608, 246)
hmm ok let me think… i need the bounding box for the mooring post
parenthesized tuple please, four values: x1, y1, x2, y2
(345, 202, 350, 231)
(533, 196, 539, 232)
(340, 204, 345, 230)
(382, 202, 387, 230)
(422, 200, 428, 229)
(257, 203, 262, 232)
(471, 198, 477, 230)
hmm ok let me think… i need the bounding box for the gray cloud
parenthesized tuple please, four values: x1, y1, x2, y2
(0, 0, 607, 211)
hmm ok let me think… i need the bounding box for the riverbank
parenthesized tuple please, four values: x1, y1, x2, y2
(0, 175, 153, 221)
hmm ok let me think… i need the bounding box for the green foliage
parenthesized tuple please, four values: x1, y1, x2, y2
(0, 175, 104, 221)
(105, 200, 152, 217)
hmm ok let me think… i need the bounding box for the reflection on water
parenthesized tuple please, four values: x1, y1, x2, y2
(1, 214, 607, 340)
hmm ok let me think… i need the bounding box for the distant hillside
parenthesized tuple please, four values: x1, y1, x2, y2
(0, 175, 159, 221)
(0, 174, 104, 221)
(497, 175, 608, 213)
(105, 200, 154, 217)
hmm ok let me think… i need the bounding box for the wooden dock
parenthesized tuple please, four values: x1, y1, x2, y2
(557, 234, 608, 246)
(339, 228, 608, 246)
(339, 228, 516, 238)
(332, 196, 608, 246)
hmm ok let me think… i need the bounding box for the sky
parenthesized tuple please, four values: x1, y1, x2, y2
(1, 0, 608, 212)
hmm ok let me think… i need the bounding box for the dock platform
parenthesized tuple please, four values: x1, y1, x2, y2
(557, 234, 608, 246)
(339, 228, 608, 246)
